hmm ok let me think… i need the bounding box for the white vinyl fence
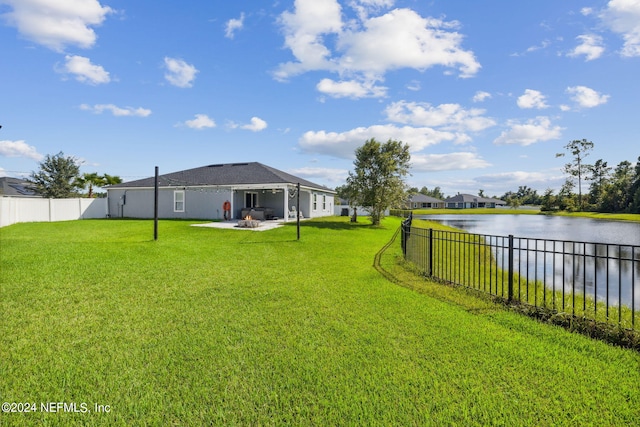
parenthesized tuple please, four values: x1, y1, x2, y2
(0, 197, 108, 228)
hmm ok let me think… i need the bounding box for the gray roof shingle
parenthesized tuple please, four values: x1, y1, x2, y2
(0, 177, 38, 197)
(408, 194, 444, 203)
(108, 162, 334, 192)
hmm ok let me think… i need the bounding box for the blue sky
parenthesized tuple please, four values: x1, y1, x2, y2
(1, 0, 638, 197)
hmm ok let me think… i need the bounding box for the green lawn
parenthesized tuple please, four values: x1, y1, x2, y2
(549, 211, 640, 222)
(1, 217, 639, 426)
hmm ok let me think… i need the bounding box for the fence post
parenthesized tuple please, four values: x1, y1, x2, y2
(508, 234, 514, 302)
(428, 228, 433, 277)
(401, 213, 412, 257)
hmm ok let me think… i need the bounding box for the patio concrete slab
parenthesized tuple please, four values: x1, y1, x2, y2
(191, 219, 285, 231)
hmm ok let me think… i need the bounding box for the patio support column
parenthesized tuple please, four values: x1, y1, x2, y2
(283, 186, 289, 222)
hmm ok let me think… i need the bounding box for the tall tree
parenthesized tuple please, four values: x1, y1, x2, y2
(75, 172, 104, 198)
(556, 139, 594, 211)
(600, 160, 634, 212)
(588, 159, 611, 209)
(102, 173, 123, 186)
(540, 188, 558, 212)
(557, 180, 577, 211)
(75, 173, 123, 198)
(630, 156, 640, 214)
(345, 138, 411, 225)
(27, 152, 81, 198)
(419, 186, 445, 199)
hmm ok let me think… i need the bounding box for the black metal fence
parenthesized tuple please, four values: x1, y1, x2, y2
(401, 218, 639, 331)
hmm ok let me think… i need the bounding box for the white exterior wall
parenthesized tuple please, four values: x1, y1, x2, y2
(108, 187, 234, 220)
(0, 197, 108, 228)
(108, 186, 336, 221)
(309, 191, 334, 218)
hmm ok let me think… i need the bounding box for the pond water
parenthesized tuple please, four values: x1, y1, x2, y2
(416, 214, 640, 309)
(416, 214, 639, 246)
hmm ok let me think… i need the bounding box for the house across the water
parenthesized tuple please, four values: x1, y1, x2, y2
(406, 194, 445, 209)
(443, 193, 506, 209)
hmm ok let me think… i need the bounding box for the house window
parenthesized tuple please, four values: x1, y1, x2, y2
(245, 192, 257, 208)
(174, 190, 185, 212)
(322, 195, 327, 210)
(313, 194, 317, 210)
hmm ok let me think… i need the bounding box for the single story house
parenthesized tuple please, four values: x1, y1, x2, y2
(406, 194, 445, 209)
(444, 193, 506, 209)
(106, 162, 336, 221)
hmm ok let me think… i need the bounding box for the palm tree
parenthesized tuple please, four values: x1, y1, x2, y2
(75, 172, 105, 198)
(102, 174, 123, 186)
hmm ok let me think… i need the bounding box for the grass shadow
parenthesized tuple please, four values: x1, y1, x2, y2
(295, 217, 390, 231)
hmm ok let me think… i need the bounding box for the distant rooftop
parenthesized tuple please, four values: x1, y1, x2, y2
(0, 177, 38, 197)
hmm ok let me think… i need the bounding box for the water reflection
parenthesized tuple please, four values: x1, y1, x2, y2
(420, 214, 640, 308)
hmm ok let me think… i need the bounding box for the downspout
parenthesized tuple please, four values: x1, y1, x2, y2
(106, 188, 112, 218)
(122, 190, 128, 218)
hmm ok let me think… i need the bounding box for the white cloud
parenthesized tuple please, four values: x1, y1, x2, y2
(510, 40, 552, 57)
(475, 170, 566, 191)
(494, 116, 563, 146)
(299, 124, 457, 159)
(0, 140, 44, 161)
(163, 57, 198, 88)
(476, 170, 561, 188)
(288, 166, 349, 184)
(600, 0, 640, 57)
(340, 9, 480, 77)
(80, 104, 152, 117)
(472, 91, 491, 103)
(410, 152, 491, 172)
(236, 117, 268, 132)
(61, 55, 110, 84)
(349, 0, 395, 20)
(517, 89, 549, 109)
(566, 85, 610, 108)
(225, 13, 245, 39)
(316, 78, 387, 98)
(406, 80, 421, 91)
(184, 114, 216, 130)
(581, 7, 595, 16)
(0, 0, 113, 52)
(276, 0, 343, 80)
(385, 101, 496, 132)
(568, 34, 605, 61)
(527, 40, 551, 54)
(275, 2, 480, 88)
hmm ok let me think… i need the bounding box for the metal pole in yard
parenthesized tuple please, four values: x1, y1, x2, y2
(296, 182, 300, 241)
(154, 166, 159, 241)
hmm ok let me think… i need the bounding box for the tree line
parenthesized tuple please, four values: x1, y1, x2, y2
(27, 152, 122, 198)
(545, 139, 640, 213)
(500, 140, 639, 213)
(411, 140, 639, 214)
(338, 138, 638, 226)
